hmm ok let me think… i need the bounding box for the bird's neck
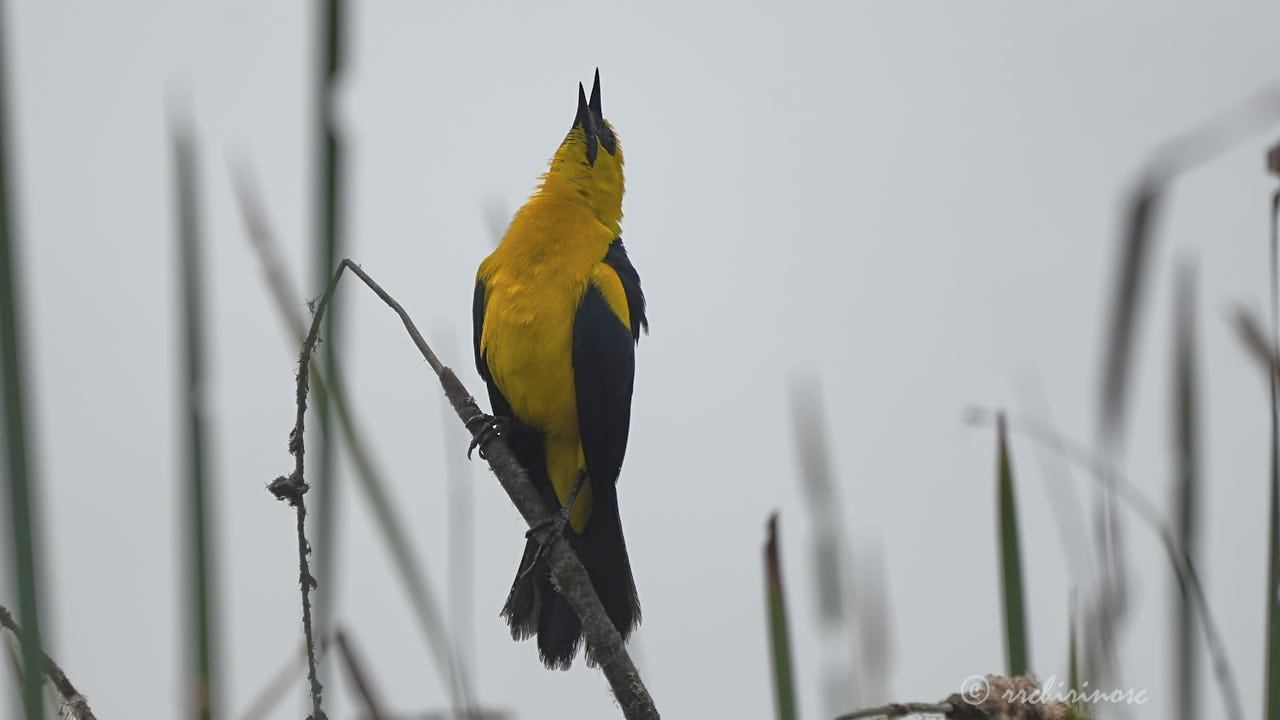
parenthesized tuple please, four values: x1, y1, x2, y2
(538, 168, 623, 237)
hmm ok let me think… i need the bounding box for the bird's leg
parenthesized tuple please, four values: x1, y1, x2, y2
(465, 413, 508, 460)
(526, 468, 587, 539)
(517, 469, 588, 581)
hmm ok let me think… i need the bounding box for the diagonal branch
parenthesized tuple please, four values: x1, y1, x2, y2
(0, 604, 97, 720)
(308, 258, 660, 720)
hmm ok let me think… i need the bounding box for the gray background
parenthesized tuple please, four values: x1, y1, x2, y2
(4, 1, 1280, 718)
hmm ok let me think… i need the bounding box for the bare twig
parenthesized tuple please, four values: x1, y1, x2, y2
(0, 604, 97, 720)
(833, 701, 952, 719)
(268, 473, 324, 720)
(966, 410, 1244, 720)
(308, 258, 659, 720)
(835, 674, 1077, 720)
(235, 169, 474, 715)
(266, 266, 340, 720)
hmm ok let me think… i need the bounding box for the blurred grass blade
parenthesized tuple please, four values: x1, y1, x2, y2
(1099, 83, 1280, 450)
(237, 636, 322, 720)
(1266, 184, 1280, 720)
(1091, 86, 1280, 699)
(1068, 594, 1080, 695)
(765, 513, 797, 720)
(996, 413, 1029, 676)
(0, 3, 46, 717)
(334, 630, 385, 720)
(1067, 595, 1092, 719)
(1099, 180, 1160, 450)
(1171, 259, 1200, 720)
(1228, 302, 1280, 718)
(1242, 163, 1280, 720)
(312, 0, 345, 647)
(980, 411, 1245, 719)
(789, 378, 856, 714)
(173, 116, 216, 719)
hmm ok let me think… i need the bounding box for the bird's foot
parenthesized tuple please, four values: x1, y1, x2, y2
(466, 413, 508, 460)
(517, 469, 587, 582)
(525, 505, 571, 543)
(517, 507, 570, 583)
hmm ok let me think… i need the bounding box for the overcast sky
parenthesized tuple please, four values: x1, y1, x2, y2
(5, 2, 1280, 719)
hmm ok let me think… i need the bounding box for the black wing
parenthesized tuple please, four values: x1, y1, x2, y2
(473, 279, 513, 418)
(574, 239, 645, 489)
(603, 239, 647, 340)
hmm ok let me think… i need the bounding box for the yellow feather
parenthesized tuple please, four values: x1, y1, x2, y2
(476, 121, 628, 532)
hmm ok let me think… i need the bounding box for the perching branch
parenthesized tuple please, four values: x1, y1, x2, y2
(0, 604, 97, 720)
(303, 258, 660, 720)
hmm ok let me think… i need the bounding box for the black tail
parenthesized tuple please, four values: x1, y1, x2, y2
(502, 483, 640, 669)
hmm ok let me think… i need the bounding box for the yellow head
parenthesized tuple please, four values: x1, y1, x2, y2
(539, 69, 625, 236)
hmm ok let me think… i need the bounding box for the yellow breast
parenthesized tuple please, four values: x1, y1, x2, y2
(478, 197, 616, 439)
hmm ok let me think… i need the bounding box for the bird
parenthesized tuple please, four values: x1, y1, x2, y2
(470, 69, 646, 670)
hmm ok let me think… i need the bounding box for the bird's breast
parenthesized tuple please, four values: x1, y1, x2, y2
(480, 264, 588, 437)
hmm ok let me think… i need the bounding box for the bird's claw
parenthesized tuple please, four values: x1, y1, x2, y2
(517, 507, 571, 583)
(516, 468, 585, 579)
(466, 413, 507, 460)
(526, 506, 570, 542)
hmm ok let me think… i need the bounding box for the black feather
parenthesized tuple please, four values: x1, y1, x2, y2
(603, 238, 646, 339)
